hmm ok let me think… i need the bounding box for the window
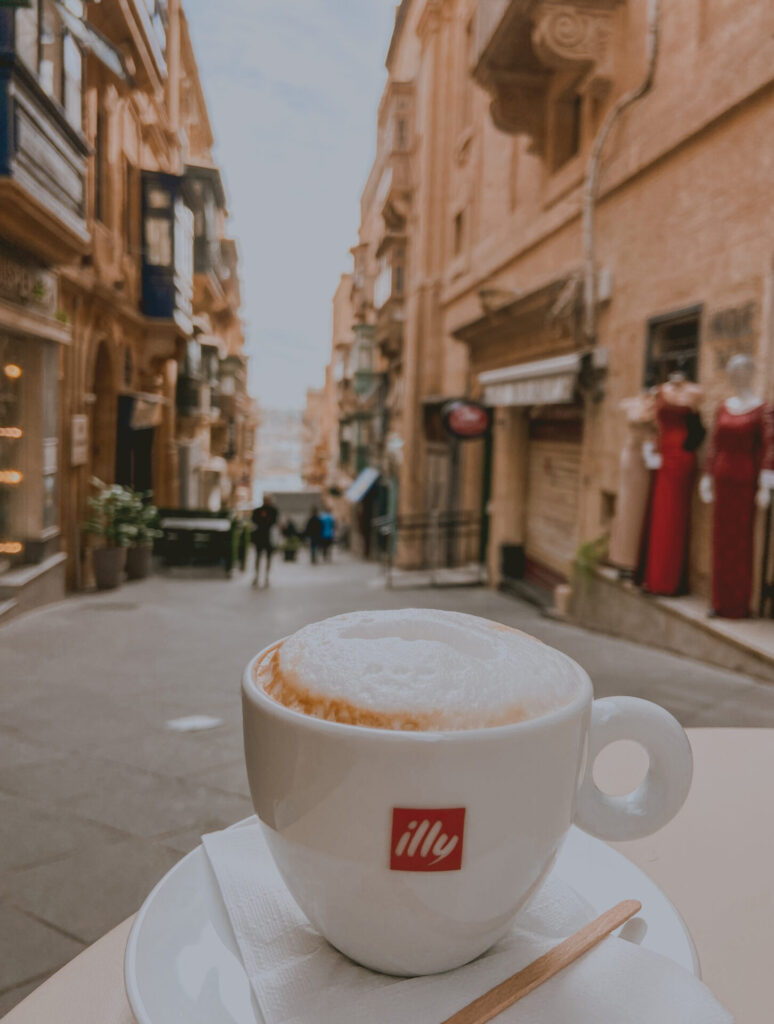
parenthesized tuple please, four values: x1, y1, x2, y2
(95, 107, 106, 223)
(0, 338, 25, 561)
(374, 254, 392, 309)
(124, 163, 141, 254)
(39, 5, 58, 98)
(15, 4, 39, 71)
(123, 346, 134, 389)
(144, 218, 172, 266)
(62, 30, 82, 130)
(20, 2, 84, 130)
(551, 88, 583, 171)
(600, 491, 616, 529)
(0, 337, 59, 563)
(143, 0, 167, 54)
(174, 198, 194, 288)
(453, 211, 465, 256)
(184, 340, 202, 378)
(644, 309, 702, 387)
(394, 262, 404, 296)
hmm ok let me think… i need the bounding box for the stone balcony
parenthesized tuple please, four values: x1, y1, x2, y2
(473, 0, 625, 152)
(375, 151, 413, 231)
(375, 294, 405, 361)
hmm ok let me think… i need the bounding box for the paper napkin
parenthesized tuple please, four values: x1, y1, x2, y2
(202, 823, 733, 1024)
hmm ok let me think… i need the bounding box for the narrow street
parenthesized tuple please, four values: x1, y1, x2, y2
(1, 553, 773, 1010)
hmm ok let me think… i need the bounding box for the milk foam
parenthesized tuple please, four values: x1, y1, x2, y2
(260, 609, 582, 730)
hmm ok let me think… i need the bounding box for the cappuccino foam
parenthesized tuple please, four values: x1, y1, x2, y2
(257, 609, 580, 731)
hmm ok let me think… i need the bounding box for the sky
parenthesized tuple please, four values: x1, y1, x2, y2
(184, 0, 399, 411)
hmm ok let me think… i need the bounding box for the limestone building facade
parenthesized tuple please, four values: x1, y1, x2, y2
(326, 0, 774, 612)
(0, 0, 254, 612)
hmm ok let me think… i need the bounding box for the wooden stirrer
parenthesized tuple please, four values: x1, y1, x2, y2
(440, 899, 642, 1024)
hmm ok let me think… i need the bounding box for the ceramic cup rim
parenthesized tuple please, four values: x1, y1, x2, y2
(242, 635, 594, 744)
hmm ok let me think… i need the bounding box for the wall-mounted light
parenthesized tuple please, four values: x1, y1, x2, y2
(3, 364, 22, 379)
(0, 427, 22, 439)
(0, 542, 22, 555)
(0, 470, 23, 485)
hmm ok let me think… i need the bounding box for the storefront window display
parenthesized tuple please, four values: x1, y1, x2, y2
(0, 337, 59, 568)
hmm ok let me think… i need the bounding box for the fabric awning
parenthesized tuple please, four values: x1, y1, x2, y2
(55, 3, 129, 81)
(344, 466, 380, 503)
(479, 352, 582, 407)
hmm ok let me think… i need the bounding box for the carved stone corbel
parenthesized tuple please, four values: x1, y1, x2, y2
(532, 1, 622, 94)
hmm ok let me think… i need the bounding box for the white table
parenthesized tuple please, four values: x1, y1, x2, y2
(4, 728, 769, 1023)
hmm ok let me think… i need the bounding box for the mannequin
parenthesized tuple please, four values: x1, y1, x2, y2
(608, 392, 656, 576)
(699, 354, 774, 618)
(642, 371, 704, 596)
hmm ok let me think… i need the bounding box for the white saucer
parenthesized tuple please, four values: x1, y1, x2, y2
(125, 818, 699, 1024)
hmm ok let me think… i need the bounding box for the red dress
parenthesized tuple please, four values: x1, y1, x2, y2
(705, 403, 774, 618)
(643, 400, 697, 595)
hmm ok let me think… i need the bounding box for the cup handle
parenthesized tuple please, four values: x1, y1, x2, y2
(574, 696, 693, 841)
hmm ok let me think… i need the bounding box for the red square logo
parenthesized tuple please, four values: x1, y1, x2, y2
(390, 807, 466, 871)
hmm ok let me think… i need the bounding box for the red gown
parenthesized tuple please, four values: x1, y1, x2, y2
(643, 400, 697, 595)
(705, 403, 774, 618)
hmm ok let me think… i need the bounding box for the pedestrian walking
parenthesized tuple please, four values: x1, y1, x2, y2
(281, 518, 301, 562)
(319, 507, 335, 561)
(251, 494, 278, 587)
(304, 506, 323, 565)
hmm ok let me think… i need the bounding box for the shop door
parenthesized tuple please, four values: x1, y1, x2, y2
(424, 443, 450, 514)
(424, 442, 450, 566)
(115, 395, 154, 492)
(524, 415, 583, 584)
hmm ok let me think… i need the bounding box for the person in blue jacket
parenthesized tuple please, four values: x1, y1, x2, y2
(319, 507, 335, 562)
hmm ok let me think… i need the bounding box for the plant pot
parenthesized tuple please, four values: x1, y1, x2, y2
(93, 547, 126, 590)
(126, 545, 153, 580)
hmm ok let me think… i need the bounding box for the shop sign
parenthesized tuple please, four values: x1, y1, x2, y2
(708, 301, 755, 341)
(0, 246, 57, 315)
(130, 396, 164, 430)
(708, 301, 756, 369)
(441, 399, 491, 440)
(71, 415, 89, 466)
(483, 373, 576, 408)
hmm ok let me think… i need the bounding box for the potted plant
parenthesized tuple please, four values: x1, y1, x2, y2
(82, 480, 134, 590)
(125, 490, 162, 580)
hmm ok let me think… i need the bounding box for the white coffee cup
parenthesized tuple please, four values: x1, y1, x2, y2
(242, 638, 692, 976)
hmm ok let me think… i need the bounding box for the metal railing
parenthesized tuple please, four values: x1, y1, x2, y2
(374, 510, 486, 588)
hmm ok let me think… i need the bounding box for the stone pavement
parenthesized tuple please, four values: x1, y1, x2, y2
(3, 553, 774, 1014)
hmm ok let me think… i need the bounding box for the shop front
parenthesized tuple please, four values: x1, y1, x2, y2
(452, 274, 595, 593)
(0, 246, 70, 615)
(479, 353, 588, 590)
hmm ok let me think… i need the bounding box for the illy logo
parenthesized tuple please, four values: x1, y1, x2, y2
(390, 807, 465, 872)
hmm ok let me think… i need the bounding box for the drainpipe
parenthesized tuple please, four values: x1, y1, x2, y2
(582, 0, 661, 345)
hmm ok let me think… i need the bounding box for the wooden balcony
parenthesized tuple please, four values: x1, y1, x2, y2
(0, 27, 89, 264)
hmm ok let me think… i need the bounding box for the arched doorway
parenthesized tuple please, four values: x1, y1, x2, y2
(90, 341, 117, 485)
